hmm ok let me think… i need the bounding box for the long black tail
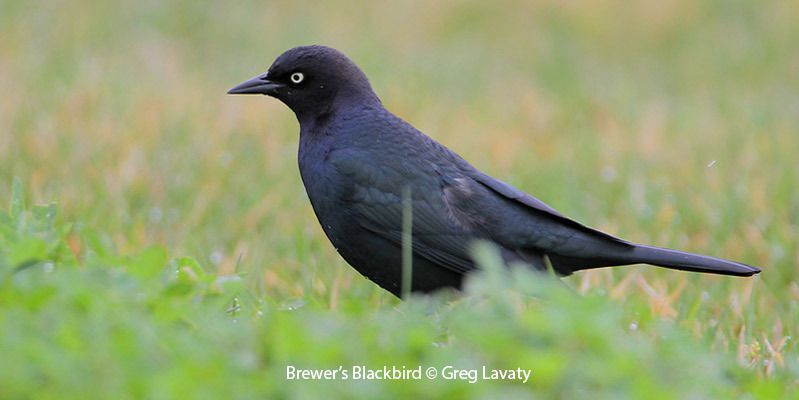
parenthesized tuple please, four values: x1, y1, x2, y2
(624, 244, 760, 276)
(550, 243, 761, 276)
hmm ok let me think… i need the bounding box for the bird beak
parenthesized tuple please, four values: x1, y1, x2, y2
(227, 73, 283, 95)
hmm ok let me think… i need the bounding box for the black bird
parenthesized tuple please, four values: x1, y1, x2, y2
(228, 45, 760, 297)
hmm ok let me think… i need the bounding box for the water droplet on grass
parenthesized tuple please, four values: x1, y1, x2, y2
(279, 298, 307, 311)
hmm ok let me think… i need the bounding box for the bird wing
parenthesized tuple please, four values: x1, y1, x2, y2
(466, 169, 633, 247)
(469, 170, 565, 216)
(349, 183, 479, 275)
(328, 111, 630, 276)
(330, 146, 479, 275)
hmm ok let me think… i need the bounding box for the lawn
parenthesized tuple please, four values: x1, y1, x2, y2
(1, 1, 797, 398)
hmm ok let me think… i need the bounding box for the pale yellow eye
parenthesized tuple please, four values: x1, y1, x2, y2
(290, 72, 304, 84)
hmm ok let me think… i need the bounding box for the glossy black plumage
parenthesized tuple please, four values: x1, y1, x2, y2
(229, 45, 760, 297)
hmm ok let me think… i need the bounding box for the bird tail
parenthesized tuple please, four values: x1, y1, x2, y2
(621, 244, 760, 276)
(550, 243, 761, 277)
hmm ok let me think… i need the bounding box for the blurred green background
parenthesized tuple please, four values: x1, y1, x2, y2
(1, 0, 797, 398)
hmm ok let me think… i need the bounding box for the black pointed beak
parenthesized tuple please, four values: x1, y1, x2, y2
(227, 73, 283, 95)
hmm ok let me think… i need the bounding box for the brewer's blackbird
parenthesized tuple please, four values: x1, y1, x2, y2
(228, 45, 760, 297)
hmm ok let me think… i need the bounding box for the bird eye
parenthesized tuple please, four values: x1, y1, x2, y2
(290, 72, 304, 84)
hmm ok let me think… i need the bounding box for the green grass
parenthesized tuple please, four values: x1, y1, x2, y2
(1, 0, 797, 398)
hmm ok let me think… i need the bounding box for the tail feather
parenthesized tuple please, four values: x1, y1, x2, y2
(626, 244, 760, 276)
(549, 244, 761, 277)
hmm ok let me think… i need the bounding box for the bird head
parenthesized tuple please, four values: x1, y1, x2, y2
(228, 45, 380, 120)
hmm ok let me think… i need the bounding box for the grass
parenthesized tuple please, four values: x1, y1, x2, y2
(1, 0, 797, 397)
